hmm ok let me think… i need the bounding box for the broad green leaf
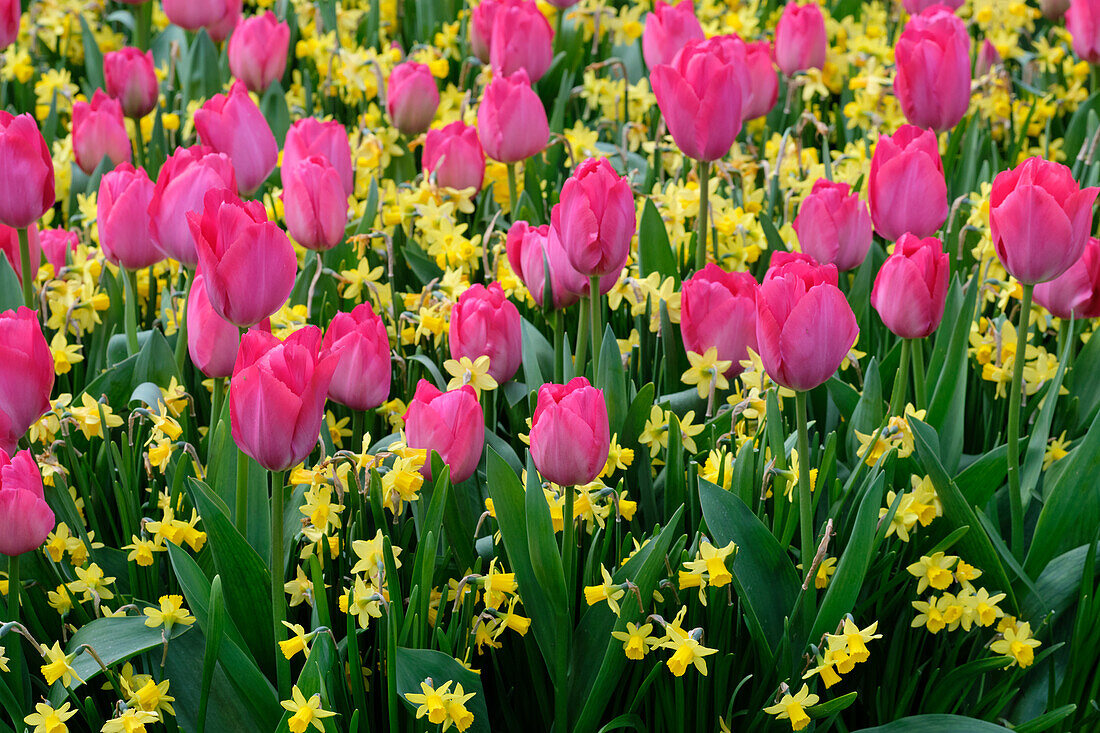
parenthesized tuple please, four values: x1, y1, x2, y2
(855, 715, 1008, 732)
(395, 648, 491, 733)
(1022, 543, 1100, 621)
(637, 197, 679, 284)
(0, 254, 22, 312)
(1020, 323, 1072, 508)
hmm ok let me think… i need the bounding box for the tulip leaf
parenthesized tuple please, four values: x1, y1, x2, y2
(925, 275, 977, 473)
(395, 648, 491, 733)
(1023, 541, 1100, 622)
(807, 691, 858, 719)
(0, 253, 23, 312)
(597, 324, 628, 436)
(845, 357, 882, 459)
(1069, 314, 1100, 431)
(955, 445, 1008, 508)
(638, 197, 679, 285)
(1020, 320, 1072, 509)
(261, 82, 290, 147)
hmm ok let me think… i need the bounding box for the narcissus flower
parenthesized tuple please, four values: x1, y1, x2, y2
(764, 684, 819, 731)
(281, 686, 337, 733)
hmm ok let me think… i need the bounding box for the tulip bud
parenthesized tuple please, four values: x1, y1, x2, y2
(774, 2, 827, 76)
(651, 37, 746, 162)
(680, 264, 759, 377)
(765, 250, 839, 288)
(793, 179, 873, 272)
(321, 303, 391, 411)
(72, 89, 133, 176)
(187, 189, 297, 328)
(283, 118, 355, 197)
(98, 163, 161, 270)
(282, 156, 348, 252)
(894, 6, 971, 132)
(870, 233, 949, 339)
(743, 40, 779, 121)
(0, 307, 54, 454)
(0, 223, 41, 285)
(230, 327, 337, 473)
(976, 40, 1002, 77)
(0, 113, 54, 229)
(470, 0, 513, 63)
(39, 228, 78, 272)
(1067, 0, 1100, 63)
(386, 61, 439, 137)
(554, 158, 636, 279)
(755, 269, 858, 392)
(1034, 237, 1100, 319)
(505, 220, 590, 308)
(450, 283, 522, 384)
(990, 156, 1099, 285)
(490, 1, 554, 82)
(149, 145, 237, 266)
(228, 12, 291, 93)
(530, 377, 610, 487)
(187, 274, 271, 378)
(0, 449, 54, 556)
(206, 0, 241, 43)
(104, 47, 159, 119)
(477, 69, 549, 164)
(163, 0, 228, 30)
(642, 0, 705, 69)
(423, 121, 486, 193)
(194, 80, 278, 195)
(1, 0, 19, 51)
(868, 124, 948, 241)
(404, 381, 485, 483)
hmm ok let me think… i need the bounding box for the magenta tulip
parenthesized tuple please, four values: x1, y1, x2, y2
(149, 145, 237, 266)
(990, 156, 1099, 285)
(104, 47, 159, 119)
(206, 0, 241, 43)
(321, 303, 391, 411)
(894, 6, 971, 132)
(228, 12, 290, 93)
(194, 80, 278, 195)
(0, 113, 54, 229)
(0, 223, 40, 284)
(976, 39, 1002, 77)
(404, 381, 485, 483)
(903, 0, 963, 10)
(282, 156, 347, 251)
(386, 61, 439, 137)
(530, 377, 609, 487)
(72, 89, 132, 176)
(0, 449, 54, 556)
(163, 0, 228, 30)
(187, 189, 297, 328)
(39, 228, 78, 272)
(449, 282, 522, 384)
(505, 220, 592, 308)
(870, 233, 949, 339)
(1067, 0, 1100, 62)
(765, 250, 839, 288)
(490, 0, 554, 82)
(187, 274, 270, 379)
(477, 69, 549, 164)
(230, 327, 337, 473)
(680, 264, 758, 376)
(774, 2, 827, 76)
(0, 0, 18, 51)
(98, 163, 160, 270)
(642, 0, 705, 70)
(743, 40, 779, 121)
(423, 121, 486, 193)
(470, 0, 516, 63)
(554, 158, 636, 279)
(0, 307, 54, 454)
(868, 124, 948, 241)
(1034, 237, 1100, 319)
(283, 118, 354, 197)
(793, 179, 873, 271)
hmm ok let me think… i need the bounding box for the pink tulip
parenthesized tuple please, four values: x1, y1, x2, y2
(72, 90, 132, 176)
(543, 0, 579, 6)
(554, 158, 635, 279)
(163, 0, 227, 31)
(187, 189, 297, 328)
(0, 113, 54, 229)
(793, 179, 873, 271)
(449, 282, 522, 384)
(765, 250, 839, 288)
(868, 124, 948, 241)
(743, 40, 779, 120)
(0, 449, 54, 556)
(1042, 0, 1071, 20)
(1068, 0, 1100, 63)
(98, 163, 160, 270)
(976, 40, 1002, 77)
(903, 0, 963, 11)
(321, 304, 391, 411)
(149, 145, 237, 266)
(990, 156, 1099, 285)
(281, 156, 347, 251)
(404, 381, 485, 483)
(228, 12, 290, 93)
(194, 80, 278, 195)
(0, 0, 18, 51)
(490, 1, 554, 83)
(187, 274, 271, 378)
(756, 268, 858, 392)
(0, 223, 41, 284)
(529, 377, 609, 486)
(0, 307, 54, 454)
(477, 69, 549, 164)
(894, 6, 971, 132)
(870, 233, 949, 339)
(104, 48, 159, 119)
(470, 0, 519, 63)
(283, 118, 354, 197)
(423, 121, 486, 193)
(1034, 237, 1100, 319)
(643, 0, 705, 70)
(39, 228, 78, 272)
(206, 0, 242, 43)
(651, 37, 745, 162)
(774, 2, 827, 76)
(386, 61, 439, 137)
(680, 264, 758, 376)
(505, 220, 592, 308)
(230, 327, 337, 473)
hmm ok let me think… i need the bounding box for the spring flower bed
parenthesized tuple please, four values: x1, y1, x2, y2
(0, 0, 1099, 731)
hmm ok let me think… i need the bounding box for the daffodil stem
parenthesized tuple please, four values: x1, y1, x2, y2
(557, 485, 575, 733)
(271, 469, 290, 698)
(589, 275, 602, 378)
(889, 339, 911, 417)
(122, 268, 141, 356)
(575, 298, 590, 376)
(8, 553, 22, 706)
(1007, 283, 1033, 560)
(506, 162, 519, 220)
(794, 391, 814, 571)
(911, 339, 927, 410)
(695, 158, 710, 271)
(17, 227, 33, 309)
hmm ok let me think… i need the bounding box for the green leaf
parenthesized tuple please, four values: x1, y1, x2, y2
(77, 14, 106, 91)
(637, 198, 679, 284)
(807, 691, 858, 718)
(0, 254, 22, 312)
(698, 479, 800, 654)
(1020, 322, 1072, 508)
(955, 446, 1008, 508)
(261, 82, 291, 147)
(925, 276, 977, 472)
(854, 715, 1009, 732)
(846, 358, 882, 458)
(395, 648, 490, 733)
(1023, 543, 1100, 621)
(1014, 705, 1079, 733)
(597, 324, 628, 435)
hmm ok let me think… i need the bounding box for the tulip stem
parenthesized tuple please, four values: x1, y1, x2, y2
(1006, 283, 1033, 560)
(135, 0, 152, 51)
(589, 275, 602, 378)
(7, 554, 22, 706)
(889, 339, 911, 416)
(575, 298, 590, 376)
(506, 163, 519, 220)
(270, 469, 290, 698)
(235, 447, 249, 535)
(794, 391, 815, 572)
(122, 268, 141, 356)
(556, 484, 575, 733)
(553, 308, 564, 383)
(911, 339, 927, 410)
(173, 269, 193, 376)
(695, 158, 711, 271)
(17, 227, 33, 308)
(132, 118, 145, 171)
